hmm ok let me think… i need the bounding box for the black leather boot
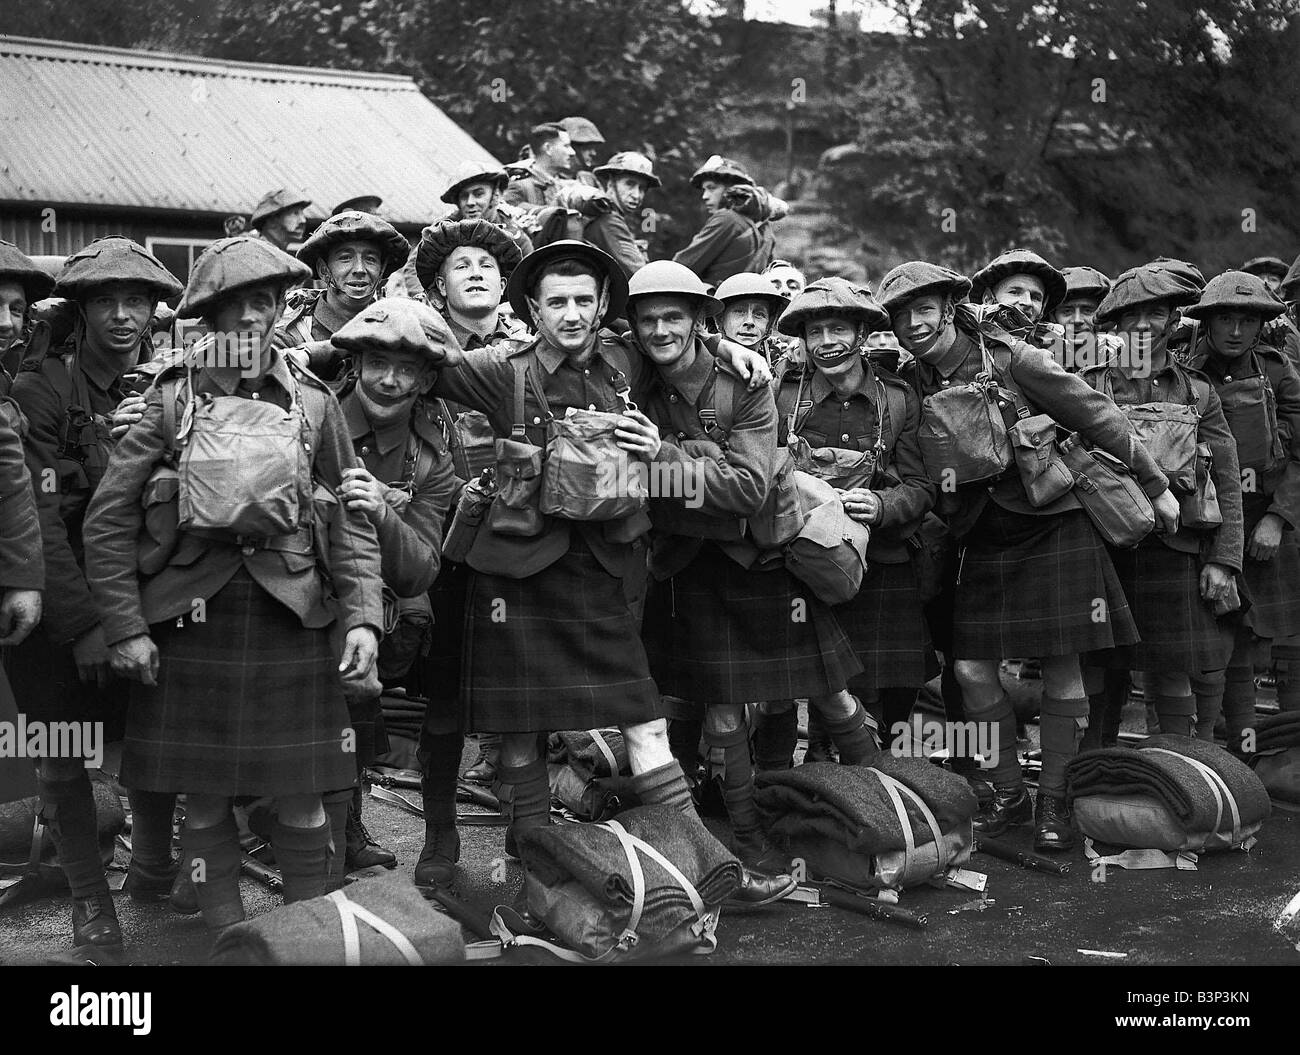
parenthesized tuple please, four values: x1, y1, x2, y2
(345, 784, 397, 870)
(803, 709, 838, 764)
(414, 824, 461, 889)
(971, 782, 1033, 836)
(462, 734, 501, 785)
(728, 864, 798, 906)
(72, 890, 122, 948)
(732, 828, 791, 875)
(1033, 793, 1076, 852)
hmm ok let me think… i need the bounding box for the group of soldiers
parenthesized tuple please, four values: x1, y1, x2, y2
(1, 112, 1298, 952)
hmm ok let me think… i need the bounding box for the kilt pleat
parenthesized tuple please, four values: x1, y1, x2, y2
(836, 560, 934, 691)
(642, 543, 862, 705)
(1088, 540, 1233, 671)
(462, 535, 661, 732)
(953, 504, 1138, 659)
(121, 569, 354, 797)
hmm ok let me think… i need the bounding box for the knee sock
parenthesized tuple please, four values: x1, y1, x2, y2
(1222, 666, 1257, 753)
(493, 759, 551, 846)
(419, 731, 462, 828)
(703, 724, 759, 838)
(39, 774, 106, 899)
(751, 704, 798, 771)
(1039, 696, 1089, 798)
(1083, 670, 1128, 750)
(272, 818, 331, 904)
(819, 701, 880, 765)
(321, 789, 352, 892)
(181, 816, 245, 929)
(964, 692, 1021, 788)
(668, 719, 703, 774)
(126, 790, 176, 871)
(1153, 693, 1196, 738)
(1192, 670, 1226, 742)
(630, 761, 696, 816)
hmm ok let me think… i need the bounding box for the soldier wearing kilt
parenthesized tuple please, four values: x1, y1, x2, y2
(83, 236, 384, 930)
(402, 218, 525, 885)
(878, 259, 1180, 851)
(7, 238, 182, 950)
(629, 262, 868, 889)
(426, 241, 786, 902)
(1081, 263, 1244, 744)
(1180, 271, 1300, 749)
(321, 299, 460, 882)
(756, 278, 937, 769)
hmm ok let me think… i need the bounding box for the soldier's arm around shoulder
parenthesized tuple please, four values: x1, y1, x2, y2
(426, 340, 513, 421)
(83, 386, 169, 646)
(1010, 341, 1170, 498)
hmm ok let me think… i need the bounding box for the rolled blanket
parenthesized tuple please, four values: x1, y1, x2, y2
(755, 757, 978, 855)
(1067, 736, 1271, 829)
(1246, 711, 1300, 754)
(520, 804, 739, 910)
(547, 729, 628, 779)
(210, 874, 465, 965)
(518, 805, 739, 960)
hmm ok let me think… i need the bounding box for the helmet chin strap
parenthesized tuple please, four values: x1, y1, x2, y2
(322, 265, 383, 302)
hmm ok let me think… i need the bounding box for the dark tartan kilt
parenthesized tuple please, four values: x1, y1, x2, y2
(836, 559, 934, 692)
(407, 560, 469, 737)
(1240, 506, 1300, 640)
(121, 569, 354, 797)
(461, 534, 661, 733)
(953, 504, 1138, 659)
(1088, 539, 1233, 672)
(4, 625, 128, 743)
(642, 542, 862, 708)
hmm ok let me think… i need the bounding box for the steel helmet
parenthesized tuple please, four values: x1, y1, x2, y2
(970, 249, 1067, 316)
(875, 262, 972, 315)
(249, 188, 312, 229)
(0, 240, 56, 302)
(506, 240, 628, 328)
(53, 237, 182, 302)
(689, 154, 754, 189)
(714, 271, 789, 314)
(296, 211, 410, 276)
(331, 296, 463, 366)
(178, 235, 311, 318)
(626, 260, 723, 317)
(777, 277, 890, 337)
(592, 151, 662, 189)
(440, 161, 511, 206)
(1183, 270, 1288, 321)
(559, 116, 606, 146)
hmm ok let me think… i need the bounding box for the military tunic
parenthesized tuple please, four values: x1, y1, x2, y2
(83, 351, 384, 795)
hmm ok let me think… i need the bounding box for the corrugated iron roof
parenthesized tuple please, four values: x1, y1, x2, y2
(0, 35, 496, 227)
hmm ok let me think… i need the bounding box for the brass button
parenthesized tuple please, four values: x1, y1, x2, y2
(941, 379, 950, 386)
(241, 544, 255, 556)
(532, 416, 542, 425)
(360, 446, 370, 454)
(669, 393, 678, 403)
(841, 433, 851, 442)
(250, 392, 260, 400)
(843, 401, 851, 408)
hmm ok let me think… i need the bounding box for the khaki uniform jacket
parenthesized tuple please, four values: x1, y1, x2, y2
(903, 316, 1170, 539)
(83, 352, 383, 647)
(339, 388, 457, 597)
(775, 358, 936, 563)
(639, 341, 776, 579)
(674, 209, 775, 288)
(0, 398, 43, 592)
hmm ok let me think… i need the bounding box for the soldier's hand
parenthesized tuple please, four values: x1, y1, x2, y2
(841, 488, 882, 525)
(338, 626, 380, 693)
(71, 625, 112, 688)
(1247, 512, 1284, 562)
(0, 589, 41, 647)
(110, 634, 160, 687)
(110, 394, 148, 440)
(717, 341, 774, 390)
(1151, 489, 1180, 535)
(339, 467, 386, 523)
(615, 409, 661, 460)
(1199, 562, 1234, 605)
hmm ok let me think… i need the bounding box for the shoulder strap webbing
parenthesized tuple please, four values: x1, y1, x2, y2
(698, 367, 739, 445)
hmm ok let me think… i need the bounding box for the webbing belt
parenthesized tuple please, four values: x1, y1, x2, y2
(588, 729, 619, 776)
(867, 768, 946, 881)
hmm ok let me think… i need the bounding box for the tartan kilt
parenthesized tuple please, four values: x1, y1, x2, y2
(461, 534, 661, 733)
(953, 504, 1138, 659)
(1088, 539, 1233, 672)
(642, 542, 862, 706)
(121, 569, 354, 797)
(1240, 505, 1300, 640)
(836, 559, 934, 692)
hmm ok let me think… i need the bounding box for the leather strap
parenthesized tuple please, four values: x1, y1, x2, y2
(868, 769, 946, 881)
(1142, 748, 1243, 848)
(1083, 837, 1198, 872)
(326, 889, 424, 966)
(588, 729, 619, 776)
